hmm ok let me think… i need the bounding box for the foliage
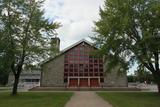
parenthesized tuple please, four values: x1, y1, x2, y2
(0, 0, 60, 95)
(127, 73, 153, 83)
(0, 33, 10, 86)
(135, 64, 154, 83)
(0, 71, 9, 86)
(127, 75, 137, 82)
(93, 0, 160, 92)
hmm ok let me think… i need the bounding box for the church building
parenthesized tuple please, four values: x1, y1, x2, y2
(41, 38, 127, 87)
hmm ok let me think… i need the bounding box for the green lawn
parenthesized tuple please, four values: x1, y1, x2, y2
(97, 92, 160, 107)
(0, 92, 73, 107)
(0, 87, 12, 91)
(0, 89, 10, 91)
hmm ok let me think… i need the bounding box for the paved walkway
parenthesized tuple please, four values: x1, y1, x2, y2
(65, 91, 112, 107)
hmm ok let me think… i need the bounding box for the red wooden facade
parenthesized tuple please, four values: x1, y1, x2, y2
(64, 42, 103, 87)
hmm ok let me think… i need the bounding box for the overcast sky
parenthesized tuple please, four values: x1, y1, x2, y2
(43, 0, 136, 74)
(43, 0, 104, 50)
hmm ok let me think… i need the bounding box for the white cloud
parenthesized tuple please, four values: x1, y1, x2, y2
(43, 0, 137, 74)
(43, 0, 104, 50)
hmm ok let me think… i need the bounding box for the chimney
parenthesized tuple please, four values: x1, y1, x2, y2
(50, 37, 60, 57)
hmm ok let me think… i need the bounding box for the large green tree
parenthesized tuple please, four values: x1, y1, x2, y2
(0, 35, 10, 85)
(0, 0, 59, 95)
(135, 64, 153, 83)
(93, 0, 160, 93)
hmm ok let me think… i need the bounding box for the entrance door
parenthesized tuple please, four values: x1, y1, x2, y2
(69, 78, 78, 87)
(79, 78, 88, 87)
(90, 78, 99, 87)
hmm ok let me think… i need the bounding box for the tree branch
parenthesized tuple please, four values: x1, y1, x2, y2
(130, 46, 155, 72)
(154, 52, 159, 72)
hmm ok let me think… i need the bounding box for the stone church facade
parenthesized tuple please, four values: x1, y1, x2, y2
(41, 38, 127, 87)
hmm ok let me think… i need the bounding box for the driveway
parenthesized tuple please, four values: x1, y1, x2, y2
(65, 91, 112, 107)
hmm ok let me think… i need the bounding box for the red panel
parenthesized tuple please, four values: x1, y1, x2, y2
(69, 78, 78, 87)
(79, 78, 88, 87)
(90, 78, 99, 87)
(64, 42, 103, 79)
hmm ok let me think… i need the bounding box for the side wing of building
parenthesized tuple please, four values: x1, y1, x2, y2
(41, 54, 65, 87)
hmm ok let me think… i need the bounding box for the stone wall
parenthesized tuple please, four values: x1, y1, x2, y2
(41, 54, 128, 87)
(103, 60, 128, 87)
(41, 54, 65, 87)
(103, 71, 128, 87)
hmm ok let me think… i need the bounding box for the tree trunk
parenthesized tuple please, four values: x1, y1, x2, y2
(157, 83, 160, 94)
(12, 75, 19, 95)
(152, 72, 160, 94)
(11, 58, 24, 95)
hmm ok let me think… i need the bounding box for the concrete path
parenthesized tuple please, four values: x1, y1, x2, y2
(65, 91, 112, 107)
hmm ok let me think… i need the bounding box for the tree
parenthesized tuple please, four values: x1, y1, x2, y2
(93, 0, 160, 93)
(135, 64, 153, 83)
(0, 0, 60, 95)
(127, 75, 136, 83)
(0, 35, 10, 86)
(0, 71, 9, 86)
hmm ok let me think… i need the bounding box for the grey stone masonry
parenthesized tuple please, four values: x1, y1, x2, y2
(41, 54, 65, 87)
(103, 58, 128, 87)
(103, 71, 128, 87)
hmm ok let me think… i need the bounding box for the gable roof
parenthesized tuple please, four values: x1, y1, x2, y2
(41, 39, 96, 65)
(61, 39, 95, 53)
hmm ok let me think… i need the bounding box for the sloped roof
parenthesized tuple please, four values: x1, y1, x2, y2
(61, 39, 95, 53)
(41, 39, 96, 65)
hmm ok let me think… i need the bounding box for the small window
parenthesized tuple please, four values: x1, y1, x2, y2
(64, 73, 68, 76)
(84, 73, 88, 76)
(94, 59, 98, 63)
(79, 64, 83, 67)
(89, 64, 93, 67)
(69, 73, 73, 76)
(70, 64, 74, 68)
(100, 69, 103, 72)
(99, 64, 103, 68)
(100, 73, 103, 76)
(74, 64, 78, 68)
(84, 69, 88, 72)
(25, 79, 31, 82)
(89, 59, 93, 63)
(94, 73, 98, 76)
(80, 73, 83, 76)
(89, 73, 93, 76)
(64, 78, 68, 83)
(89, 69, 93, 72)
(100, 78, 104, 83)
(94, 68, 98, 72)
(94, 64, 98, 68)
(70, 69, 73, 72)
(74, 69, 78, 72)
(64, 69, 68, 72)
(74, 73, 78, 76)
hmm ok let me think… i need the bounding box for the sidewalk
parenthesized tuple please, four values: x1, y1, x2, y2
(65, 91, 112, 107)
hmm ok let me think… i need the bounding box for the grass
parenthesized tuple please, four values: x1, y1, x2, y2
(0, 92, 73, 107)
(97, 92, 160, 107)
(0, 89, 11, 91)
(0, 87, 12, 91)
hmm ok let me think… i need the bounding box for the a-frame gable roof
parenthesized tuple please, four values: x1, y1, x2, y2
(41, 39, 97, 65)
(61, 39, 96, 53)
